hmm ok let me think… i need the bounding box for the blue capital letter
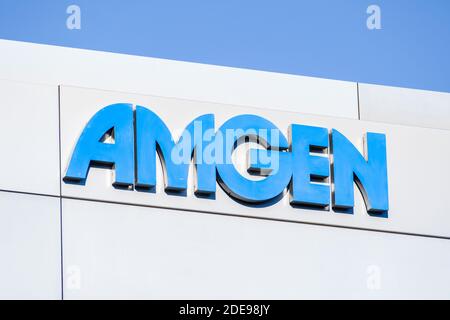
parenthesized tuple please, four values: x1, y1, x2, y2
(332, 130, 389, 214)
(216, 115, 292, 203)
(135, 106, 215, 193)
(290, 124, 330, 207)
(64, 103, 134, 186)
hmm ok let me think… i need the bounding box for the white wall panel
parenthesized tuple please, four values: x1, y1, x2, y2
(359, 83, 450, 130)
(0, 191, 61, 299)
(60, 86, 450, 238)
(0, 79, 60, 196)
(62, 198, 450, 299)
(0, 39, 358, 119)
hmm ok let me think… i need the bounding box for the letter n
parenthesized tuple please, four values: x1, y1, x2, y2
(332, 130, 388, 215)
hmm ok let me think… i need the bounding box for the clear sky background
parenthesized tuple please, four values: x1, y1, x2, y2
(0, 0, 449, 92)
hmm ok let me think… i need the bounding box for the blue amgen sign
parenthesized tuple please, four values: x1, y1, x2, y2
(63, 104, 389, 215)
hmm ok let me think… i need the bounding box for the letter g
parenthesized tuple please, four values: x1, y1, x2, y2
(215, 115, 292, 202)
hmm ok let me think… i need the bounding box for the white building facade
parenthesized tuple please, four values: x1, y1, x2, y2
(1, 39, 450, 299)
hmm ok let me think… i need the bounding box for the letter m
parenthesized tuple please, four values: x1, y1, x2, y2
(135, 106, 215, 193)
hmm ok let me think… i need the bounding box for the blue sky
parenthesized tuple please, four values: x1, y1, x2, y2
(1, 0, 450, 92)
